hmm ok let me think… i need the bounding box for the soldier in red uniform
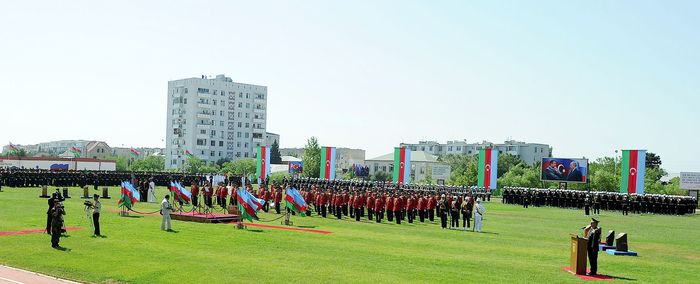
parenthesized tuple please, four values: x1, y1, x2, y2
(386, 195, 394, 222)
(263, 188, 272, 212)
(393, 195, 403, 225)
(335, 191, 343, 219)
(428, 195, 436, 221)
(374, 196, 384, 223)
(353, 193, 363, 221)
(406, 195, 415, 223)
(218, 183, 228, 209)
(274, 188, 282, 214)
(417, 195, 426, 222)
(203, 182, 213, 208)
(190, 183, 199, 208)
(366, 193, 375, 221)
(342, 191, 349, 216)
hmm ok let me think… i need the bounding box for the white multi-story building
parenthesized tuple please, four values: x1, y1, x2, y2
(400, 140, 550, 166)
(165, 74, 268, 170)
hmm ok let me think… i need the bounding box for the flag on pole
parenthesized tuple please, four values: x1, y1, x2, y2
(256, 146, 271, 180)
(185, 149, 195, 158)
(236, 188, 265, 222)
(477, 148, 498, 189)
(8, 142, 20, 152)
(72, 145, 82, 157)
(118, 181, 140, 208)
(285, 187, 310, 216)
(170, 181, 191, 204)
(320, 147, 337, 180)
(392, 147, 411, 184)
(130, 147, 139, 157)
(620, 150, 646, 194)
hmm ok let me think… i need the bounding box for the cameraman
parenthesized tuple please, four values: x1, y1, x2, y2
(91, 194, 102, 236)
(51, 200, 66, 248)
(46, 189, 65, 235)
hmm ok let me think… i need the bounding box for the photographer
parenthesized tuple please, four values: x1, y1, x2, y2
(51, 200, 66, 248)
(91, 194, 101, 236)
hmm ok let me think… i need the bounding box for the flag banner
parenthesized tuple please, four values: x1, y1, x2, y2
(9, 142, 20, 152)
(185, 149, 195, 158)
(170, 181, 192, 204)
(256, 146, 271, 180)
(236, 188, 265, 222)
(131, 147, 139, 156)
(620, 150, 646, 194)
(285, 187, 309, 216)
(477, 148, 498, 189)
(118, 181, 139, 208)
(392, 147, 411, 184)
(72, 145, 82, 157)
(320, 147, 336, 180)
(289, 161, 304, 174)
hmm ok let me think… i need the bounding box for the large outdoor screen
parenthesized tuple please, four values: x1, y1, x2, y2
(540, 158, 588, 183)
(353, 164, 370, 177)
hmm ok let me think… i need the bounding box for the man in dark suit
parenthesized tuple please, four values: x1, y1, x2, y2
(544, 161, 563, 180)
(567, 161, 583, 182)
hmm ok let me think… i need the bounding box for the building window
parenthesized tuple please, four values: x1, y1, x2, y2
(245, 113, 249, 118)
(244, 142, 249, 148)
(210, 140, 216, 146)
(244, 152, 249, 158)
(448, 146, 452, 151)
(239, 93, 243, 98)
(197, 139, 206, 146)
(184, 88, 188, 93)
(213, 100, 217, 106)
(246, 103, 250, 108)
(237, 142, 241, 147)
(184, 98, 187, 104)
(237, 132, 241, 138)
(236, 152, 241, 157)
(245, 133, 249, 138)
(374, 163, 378, 172)
(238, 102, 242, 108)
(219, 151, 222, 157)
(245, 123, 249, 128)
(457, 146, 461, 151)
(210, 151, 215, 156)
(221, 100, 225, 106)
(219, 141, 223, 147)
(227, 142, 233, 150)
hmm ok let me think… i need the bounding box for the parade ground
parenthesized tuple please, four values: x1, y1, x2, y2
(0, 187, 697, 283)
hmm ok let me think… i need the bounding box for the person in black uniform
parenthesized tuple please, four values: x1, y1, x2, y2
(584, 218, 601, 276)
(438, 195, 448, 229)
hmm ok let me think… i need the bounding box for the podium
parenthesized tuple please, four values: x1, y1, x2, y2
(570, 233, 588, 275)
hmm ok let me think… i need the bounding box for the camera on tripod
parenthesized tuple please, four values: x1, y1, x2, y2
(84, 201, 93, 207)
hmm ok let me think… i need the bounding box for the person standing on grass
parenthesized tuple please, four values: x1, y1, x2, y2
(474, 198, 485, 232)
(462, 196, 473, 231)
(161, 195, 173, 231)
(51, 200, 65, 248)
(439, 195, 448, 229)
(584, 218, 601, 276)
(148, 179, 156, 203)
(92, 194, 101, 236)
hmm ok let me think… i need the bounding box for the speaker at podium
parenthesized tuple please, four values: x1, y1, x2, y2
(606, 230, 615, 246)
(616, 233, 628, 252)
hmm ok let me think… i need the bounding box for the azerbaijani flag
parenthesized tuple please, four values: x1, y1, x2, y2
(620, 150, 646, 194)
(170, 181, 191, 204)
(72, 145, 82, 157)
(9, 142, 20, 152)
(477, 148, 498, 189)
(236, 188, 265, 222)
(118, 181, 139, 208)
(285, 187, 310, 216)
(256, 146, 271, 180)
(130, 147, 139, 156)
(185, 149, 195, 158)
(392, 147, 411, 185)
(320, 147, 336, 180)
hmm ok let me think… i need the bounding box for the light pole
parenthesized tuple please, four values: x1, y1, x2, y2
(615, 150, 618, 176)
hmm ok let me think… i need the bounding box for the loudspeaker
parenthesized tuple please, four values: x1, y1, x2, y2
(616, 233, 628, 252)
(606, 230, 615, 246)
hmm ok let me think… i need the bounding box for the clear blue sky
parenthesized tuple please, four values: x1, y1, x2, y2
(1, 1, 698, 173)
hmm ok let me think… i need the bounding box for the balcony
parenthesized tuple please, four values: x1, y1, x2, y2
(254, 109, 265, 114)
(196, 134, 208, 139)
(253, 138, 264, 143)
(196, 124, 211, 130)
(254, 99, 265, 104)
(197, 103, 211, 108)
(253, 118, 264, 123)
(172, 103, 182, 108)
(172, 124, 182, 129)
(196, 145, 209, 150)
(252, 127, 265, 133)
(197, 113, 211, 119)
(198, 93, 211, 98)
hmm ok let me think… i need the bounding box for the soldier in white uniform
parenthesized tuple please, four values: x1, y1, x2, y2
(148, 180, 156, 203)
(161, 195, 173, 231)
(474, 198, 485, 232)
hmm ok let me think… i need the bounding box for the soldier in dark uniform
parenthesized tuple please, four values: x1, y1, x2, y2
(438, 195, 448, 229)
(622, 195, 630, 216)
(584, 218, 601, 276)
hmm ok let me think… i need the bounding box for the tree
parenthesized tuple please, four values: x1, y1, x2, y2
(104, 155, 127, 171)
(215, 158, 230, 168)
(183, 157, 204, 173)
(302, 136, 321, 178)
(270, 140, 282, 164)
(371, 171, 391, 182)
(221, 159, 256, 175)
(270, 172, 291, 184)
(497, 153, 524, 178)
(130, 155, 165, 172)
(646, 152, 662, 169)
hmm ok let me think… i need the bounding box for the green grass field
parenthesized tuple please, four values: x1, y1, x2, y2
(0, 186, 698, 283)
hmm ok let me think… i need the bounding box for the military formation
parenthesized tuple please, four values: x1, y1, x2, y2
(501, 187, 697, 216)
(0, 169, 239, 190)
